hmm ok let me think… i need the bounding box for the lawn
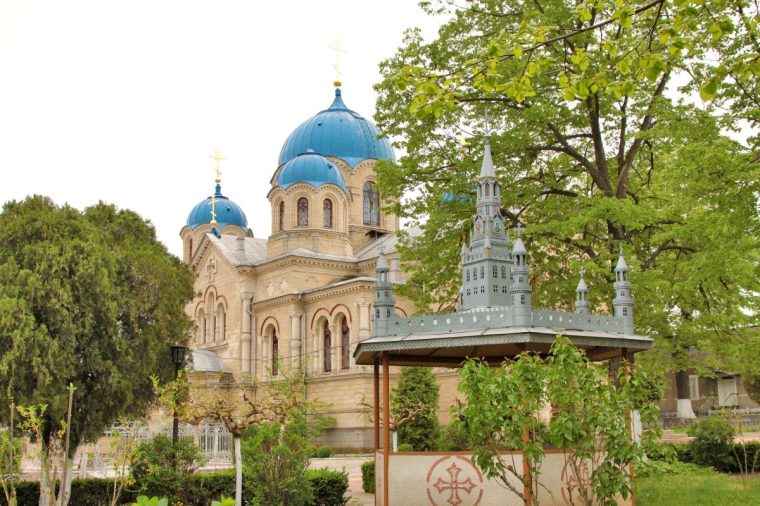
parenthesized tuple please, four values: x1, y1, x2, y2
(635, 471, 760, 505)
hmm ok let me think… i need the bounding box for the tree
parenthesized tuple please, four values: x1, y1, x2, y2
(373, 0, 760, 417)
(391, 367, 441, 451)
(156, 366, 328, 506)
(0, 196, 195, 505)
(458, 337, 660, 506)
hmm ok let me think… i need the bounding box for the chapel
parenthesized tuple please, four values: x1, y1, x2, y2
(178, 84, 433, 449)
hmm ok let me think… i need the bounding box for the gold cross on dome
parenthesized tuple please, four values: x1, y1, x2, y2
(210, 148, 225, 184)
(328, 38, 348, 87)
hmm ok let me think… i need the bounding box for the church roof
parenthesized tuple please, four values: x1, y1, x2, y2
(277, 88, 396, 167)
(187, 184, 249, 231)
(188, 349, 226, 372)
(276, 150, 348, 191)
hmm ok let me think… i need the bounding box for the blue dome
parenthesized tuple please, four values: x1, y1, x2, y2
(278, 88, 396, 167)
(276, 151, 347, 191)
(187, 184, 249, 231)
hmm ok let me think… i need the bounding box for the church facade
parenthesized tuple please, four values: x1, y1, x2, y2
(178, 86, 452, 449)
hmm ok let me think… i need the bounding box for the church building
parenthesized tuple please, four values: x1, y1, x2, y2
(179, 84, 425, 449)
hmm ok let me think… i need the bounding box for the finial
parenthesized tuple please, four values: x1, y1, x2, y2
(379, 244, 385, 255)
(208, 149, 225, 227)
(328, 38, 347, 88)
(579, 267, 586, 279)
(516, 222, 524, 238)
(484, 112, 491, 138)
(619, 244, 624, 257)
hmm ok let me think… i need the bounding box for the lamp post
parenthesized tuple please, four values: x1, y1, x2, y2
(170, 345, 187, 447)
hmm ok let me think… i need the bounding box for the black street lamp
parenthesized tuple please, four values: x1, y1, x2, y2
(170, 345, 187, 447)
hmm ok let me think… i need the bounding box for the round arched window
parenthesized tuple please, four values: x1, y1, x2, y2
(297, 197, 309, 227)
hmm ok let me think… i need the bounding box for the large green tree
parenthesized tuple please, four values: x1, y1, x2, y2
(374, 0, 760, 415)
(0, 196, 195, 504)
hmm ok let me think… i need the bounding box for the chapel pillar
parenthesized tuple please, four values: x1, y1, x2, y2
(357, 297, 372, 369)
(312, 330, 319, 374)
(289, 309, 303, 371)
(240, 293, 253, 374)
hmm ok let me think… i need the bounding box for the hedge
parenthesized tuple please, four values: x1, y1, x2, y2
(361, 460, 375, 493)
(650, 441, 760, 474)
(305, 468, 348, 506)
(0, 468, 348, 506)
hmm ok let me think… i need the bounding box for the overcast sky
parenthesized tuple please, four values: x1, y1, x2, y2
(0, 1, 442, 257)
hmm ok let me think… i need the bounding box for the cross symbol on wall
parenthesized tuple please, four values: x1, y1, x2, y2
(207, 258, 217, 282)
(432, 462, 477, 506)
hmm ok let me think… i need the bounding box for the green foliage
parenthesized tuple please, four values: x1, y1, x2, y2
(391, 367, 440, 451)
(360, 461, 375, 494)
(0, 477, 139, 506)
(131, 497, 168, 506)
(308, 445, 333, 459)
(374, 1, 760, 379)
(211, 497, 235, 506)
(635, 459, 715, 478)
(0, 197, 195, 454)
(458, 336, 660, 505)
(242, 416, 313, 506)
(742, 371, 760, 405)
(304, 468, 348, 506)
(437, 420, 474, 452)
(396, 443, 413, 452)
(634, 470, 760, 505)
(129, 434, 204, 501)
(687, 417, 736, 471)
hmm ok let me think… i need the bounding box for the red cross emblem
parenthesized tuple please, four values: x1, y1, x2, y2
(426, 456, 483, 506)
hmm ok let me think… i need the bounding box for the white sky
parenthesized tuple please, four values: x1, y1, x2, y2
(0, 1, 442, 257)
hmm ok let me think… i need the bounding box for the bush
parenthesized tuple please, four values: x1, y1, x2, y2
(305, 468, 348, 506)
(309, 445, 333, 458)
(360, 460, 375, 493)
(129, 434, 204, 501)
(0, 478, 139, 506)
(635, 459, 716, 478)
(242, 417, 313, 506)
(687, 417, 735, 471)
(397, 443, 413, 452)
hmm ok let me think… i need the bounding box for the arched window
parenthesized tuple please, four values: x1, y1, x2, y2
(216, 303, 226, 342)
(485, 184, 490, 197)
(197, 309, 205, 344)
(323, 321, 332, 372)
(207, 293, 216, 342)
(297, 197, 309, 227)
(363, 181, 380, 226)
(278, 201, 285, 231)
(466, 270, 470, 282)
(492, 265, 497, 278)
(323, 199, 333, 228)
(341, 317, 350, 370)
(271, 330, 279, 376)
(501, 266, 507, 279)
(480, 266, 485, 279)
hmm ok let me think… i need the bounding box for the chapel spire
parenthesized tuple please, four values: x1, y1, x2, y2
(613, 245, 634, 334)
(576, 268, 589, 314)
(510, 224, 532, 326)
(373, 246, 395, 337)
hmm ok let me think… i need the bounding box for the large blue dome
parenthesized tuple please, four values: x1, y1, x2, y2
(276, 150, 347, 191)
(187, 184, 249, 231)
(278, 88, 396, 167)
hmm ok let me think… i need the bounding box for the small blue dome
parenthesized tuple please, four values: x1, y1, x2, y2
(187, 184, 249, 231)
(276, 151, 347, 191)
(278, 88, 396, 167)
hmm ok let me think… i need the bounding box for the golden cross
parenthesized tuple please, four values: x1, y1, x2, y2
(328, 38, 348, 87)
(208, 149, 225, 227)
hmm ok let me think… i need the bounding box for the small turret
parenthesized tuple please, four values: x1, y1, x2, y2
(613, 246, 634, 334)
(373, 246, 396, 337)
(575, 268, 589, 314)
(510, 224, 532, 326)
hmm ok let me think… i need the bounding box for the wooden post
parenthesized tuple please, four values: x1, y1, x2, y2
(374, 360, 380, 450)
(382, 352, 390, 506)
(623, 349, 637, 506)
(522, 428, 532, 505)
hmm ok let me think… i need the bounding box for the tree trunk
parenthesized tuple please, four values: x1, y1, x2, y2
(675, 370, 696, 419)
(57, 457, 73, 506)
(234, 436, 242, 506)
(38, 452, 53, 506)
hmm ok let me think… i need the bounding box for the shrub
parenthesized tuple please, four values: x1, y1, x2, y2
(438, 421, 473, 452)
(397, 443, 413, 452)
(129, 434, 204, 501)
(635, 459, 716, 478)
(360, 461, 375, 493)
(305, 468, 348, 506)
(242, 417, 313, 506)
(0, 478, 139, 506)
(309, 445, 333, 459)
(181, 470, 236, 506)
(687, 417, 735, 471)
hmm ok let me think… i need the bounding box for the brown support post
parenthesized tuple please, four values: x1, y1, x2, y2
(623, 349, 637, 506)
(382, 352, 390, 506)
(522, 428, 532, 505)
(373, 359, 380, 450)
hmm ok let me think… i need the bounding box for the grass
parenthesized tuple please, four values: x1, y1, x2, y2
(635, 464, 760, 505)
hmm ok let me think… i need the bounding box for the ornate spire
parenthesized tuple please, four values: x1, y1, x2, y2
(479, 135, 496, 179)
(511, 224, 532, 326)
(613, 245, 634, 334)
(373, 245, 395, 337)
(576, 268, 589, 314)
